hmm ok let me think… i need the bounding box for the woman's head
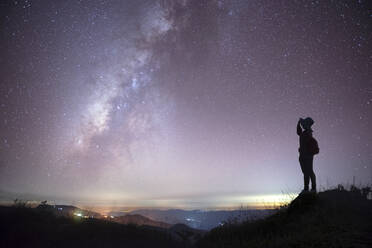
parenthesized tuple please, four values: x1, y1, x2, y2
(301, 117, 314, 130)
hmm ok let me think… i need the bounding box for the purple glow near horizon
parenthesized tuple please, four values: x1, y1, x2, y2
(0, 0, 371, 208)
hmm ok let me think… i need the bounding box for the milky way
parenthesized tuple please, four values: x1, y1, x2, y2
(0, 0, 371, 208)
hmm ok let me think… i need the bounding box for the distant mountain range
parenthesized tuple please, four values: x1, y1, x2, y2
(34, 203, 206, 245)
(112, 214, 171, 228)
(109, 208, 275, 230)
(0, 190, 275, 230)
(1, 192, 275, 231)
(37, 204, 102, 218)
(112, 215, 205, 244)
(35, 202, 205, 240)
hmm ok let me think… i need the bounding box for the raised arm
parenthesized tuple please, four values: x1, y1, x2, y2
(297, 119, 302, 136)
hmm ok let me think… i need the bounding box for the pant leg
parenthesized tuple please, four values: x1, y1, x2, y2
(299, 156, 310, 190)
(300, 156, 316, 190)
(308, 156, 316, 190)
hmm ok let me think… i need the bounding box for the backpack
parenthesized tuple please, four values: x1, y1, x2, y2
(309, 137, 319, 155)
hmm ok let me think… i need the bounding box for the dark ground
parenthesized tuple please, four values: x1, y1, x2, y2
(1, 188, 371, 248)
(197, 189, 372, 248)
(0, 205, 187, 248)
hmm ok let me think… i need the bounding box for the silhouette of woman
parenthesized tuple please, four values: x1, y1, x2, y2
(297, 117, 319, 193)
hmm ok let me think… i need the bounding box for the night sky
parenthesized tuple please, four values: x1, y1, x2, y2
(0, 0, 371, 209)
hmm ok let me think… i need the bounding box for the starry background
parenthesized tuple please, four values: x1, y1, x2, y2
(0, 0, 371, 208)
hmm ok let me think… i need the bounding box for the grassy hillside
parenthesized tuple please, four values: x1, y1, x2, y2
(197, 189, 372, 248)
(0, 206, 186, 248)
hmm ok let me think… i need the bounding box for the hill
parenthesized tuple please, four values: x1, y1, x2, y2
(37, 203, 102, 218)
(113, 214, 172, 228)
(0, 206, 187, 248)
(111, 208, 274, 230)
(197, 189, 372, 248)
(111, 214, 205, 244)
(170, 223, 206, 244)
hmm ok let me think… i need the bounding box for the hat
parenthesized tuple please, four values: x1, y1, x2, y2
(301, 117, 314, 130)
